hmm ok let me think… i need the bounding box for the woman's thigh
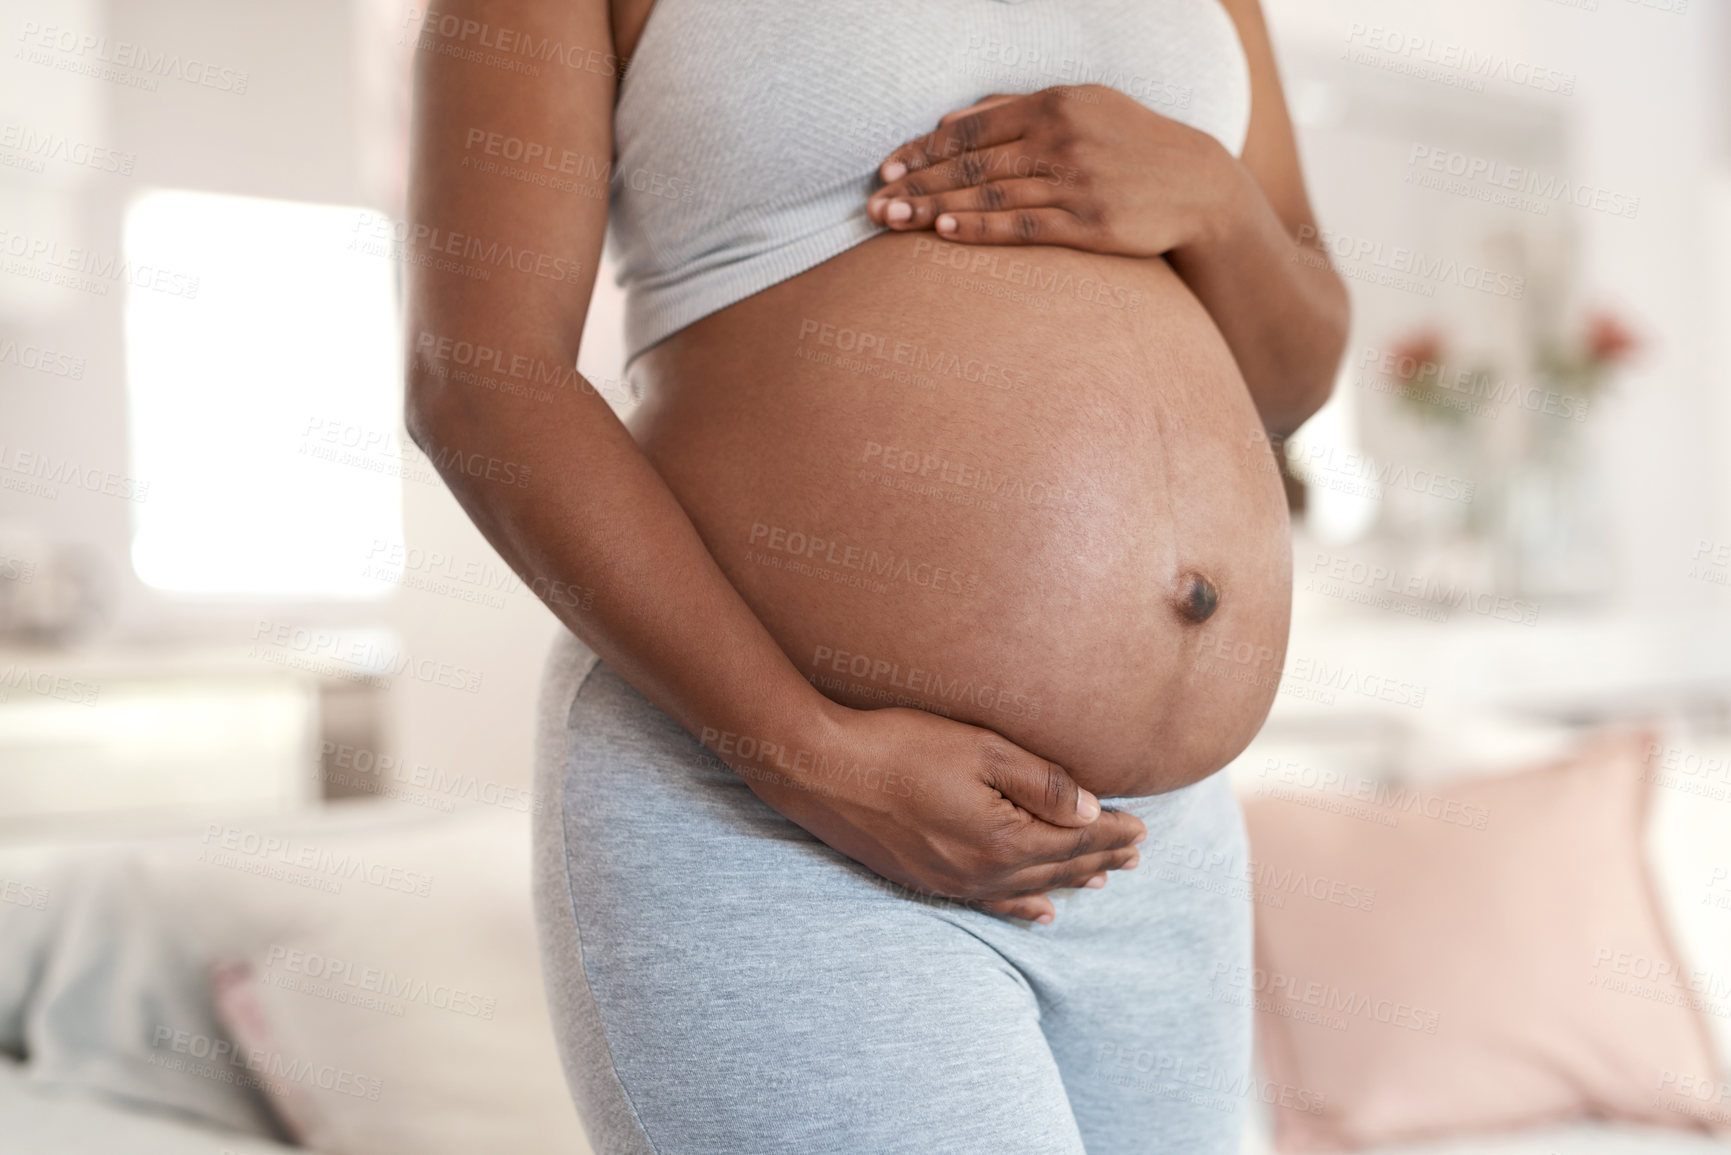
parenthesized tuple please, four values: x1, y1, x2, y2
(1018, 774, 1255, 1155)
(532, 648, 1086, 1155)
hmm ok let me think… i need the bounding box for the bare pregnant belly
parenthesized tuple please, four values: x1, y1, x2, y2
(628, 231, 1292, 798)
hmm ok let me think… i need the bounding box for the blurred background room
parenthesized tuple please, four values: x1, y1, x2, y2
(2, 0, 1730, 1152)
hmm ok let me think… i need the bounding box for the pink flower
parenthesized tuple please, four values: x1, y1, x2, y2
(1585, 311, 1639, 365)
(1389, 327, 1447, 376)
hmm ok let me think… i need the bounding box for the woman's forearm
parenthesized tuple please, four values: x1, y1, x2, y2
(407, 375, 836, 757)
(1168, 151, 1350, 437)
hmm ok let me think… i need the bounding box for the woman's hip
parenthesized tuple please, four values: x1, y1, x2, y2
(531, 629, 1250, 960)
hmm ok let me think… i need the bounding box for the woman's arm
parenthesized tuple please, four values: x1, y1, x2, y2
(865, 0, 1349, 436)
(1167, 0, 1349, 437)
(404, 0, 811, 769)
(405, 0, 1145, 920)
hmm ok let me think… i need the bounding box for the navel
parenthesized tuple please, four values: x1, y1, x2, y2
(1175, 572, 1219, 624)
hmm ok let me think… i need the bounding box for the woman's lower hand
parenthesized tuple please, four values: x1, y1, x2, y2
(719, 702, 1146, 924)
(865, 84, 1243, 257)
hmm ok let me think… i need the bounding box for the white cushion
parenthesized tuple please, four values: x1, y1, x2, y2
(203, 806, 593, 1155)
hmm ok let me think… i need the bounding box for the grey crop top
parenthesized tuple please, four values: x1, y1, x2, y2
(604, 0, 1252, 367)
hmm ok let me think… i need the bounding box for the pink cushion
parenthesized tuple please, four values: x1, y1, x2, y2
(208, 960, 322, 1144)
(1243, 729, 1724, 1150)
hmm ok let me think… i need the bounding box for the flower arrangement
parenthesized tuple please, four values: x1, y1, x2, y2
(1368, 308, 1642, 598)
(1534, 310, 1640, 399)
(1382, 310, 1640, 431)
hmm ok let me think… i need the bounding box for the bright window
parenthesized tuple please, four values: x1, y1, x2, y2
(123, 189, 402, 598)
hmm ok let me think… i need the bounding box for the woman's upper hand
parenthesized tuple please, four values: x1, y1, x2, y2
(865, 84, 1246, 258)
(719, 702, 1145, 924)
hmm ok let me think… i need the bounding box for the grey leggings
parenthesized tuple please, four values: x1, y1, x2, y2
(531, 632, 1252, 1154)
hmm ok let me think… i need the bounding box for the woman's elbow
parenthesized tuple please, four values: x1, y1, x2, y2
(402, 367, 483, 476)
(403, 374, 444, 458)
(1269, 274, 1350, 437)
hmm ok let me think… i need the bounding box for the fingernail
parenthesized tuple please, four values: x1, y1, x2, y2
(882, 160, 907, 181)
(1125, 852, 1140, 870)
(1076, 790, 1100, 821)
(1084, 875, 1106, 889)
(886, 200, 912, 224)
(1035, 912, 1054, 924)
(936, 214, 957, 234)
(1132, 831, 1147, 845)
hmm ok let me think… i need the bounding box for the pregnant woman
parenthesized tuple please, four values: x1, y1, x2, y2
(406, 0, 1347, 1150)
